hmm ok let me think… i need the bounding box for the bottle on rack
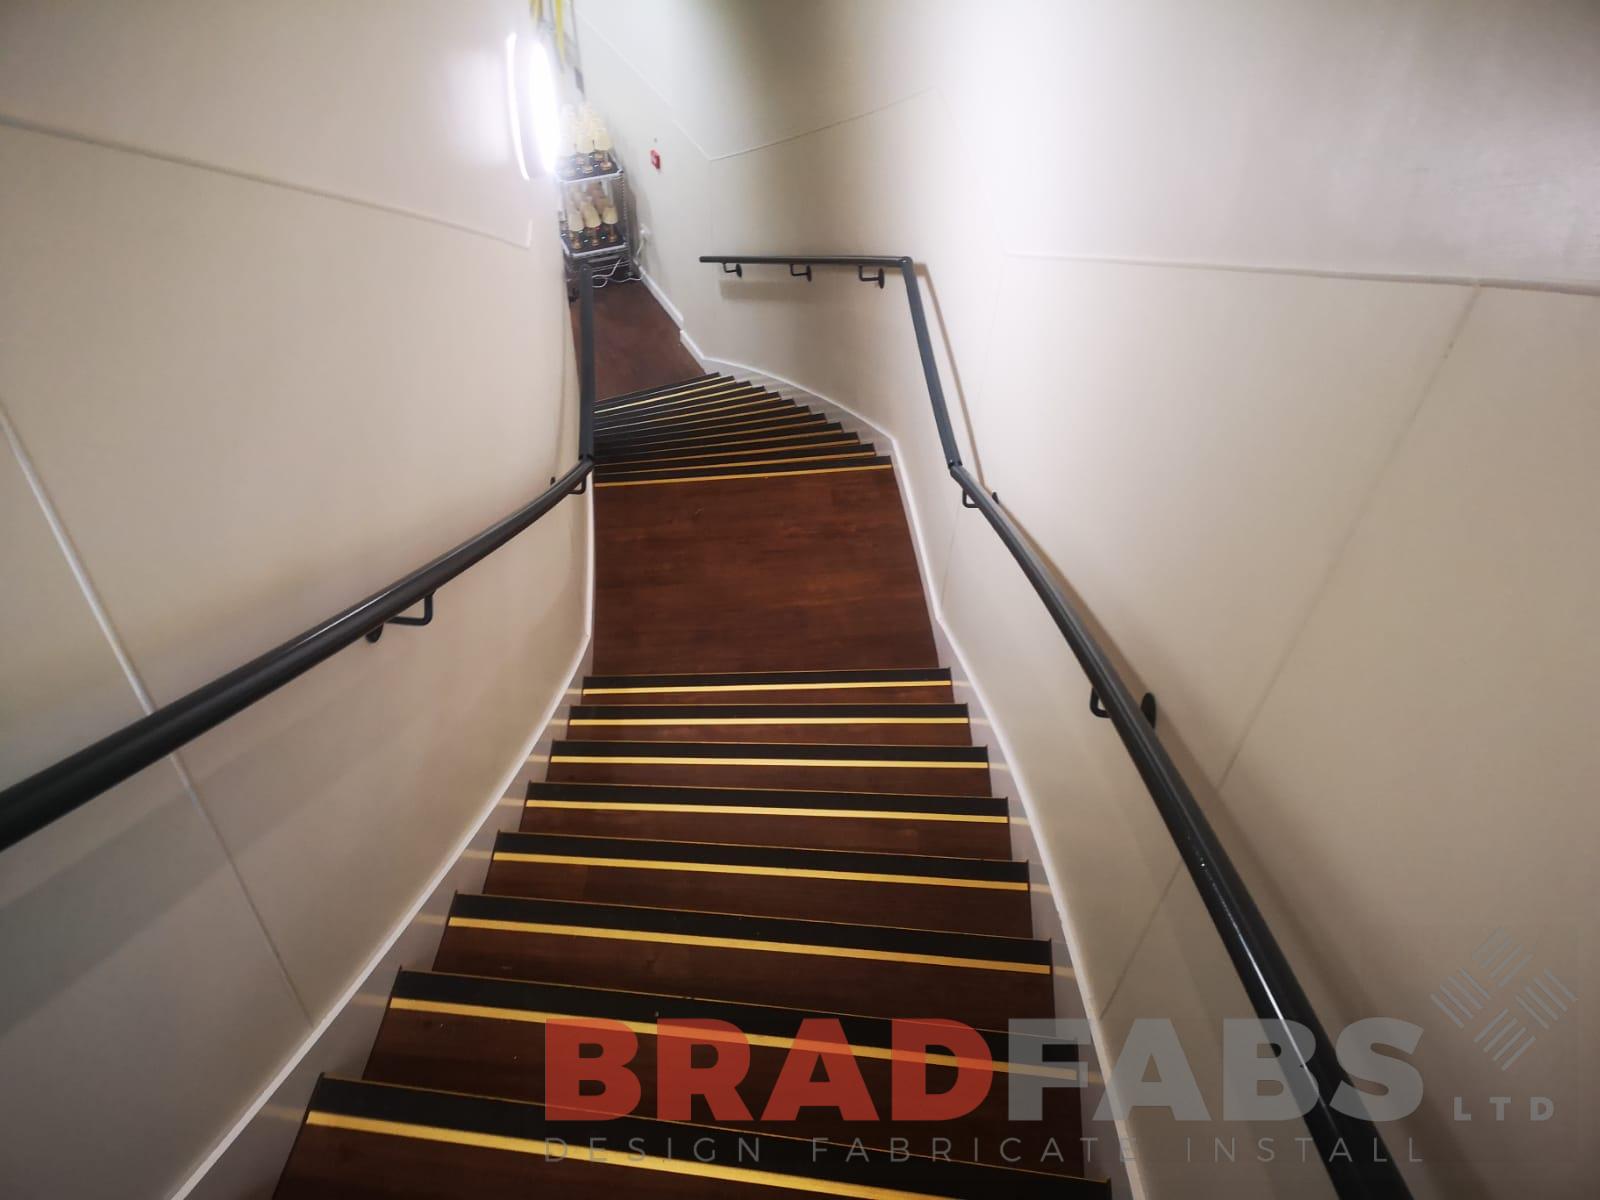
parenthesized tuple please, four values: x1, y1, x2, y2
(574, 129, 596, 176)
(564, 206, 586, 251)
(559, 106, 583, 179)
(580, 204, 603, 248)
(599, 203, 620, 246)
(592, 124, 616, 175)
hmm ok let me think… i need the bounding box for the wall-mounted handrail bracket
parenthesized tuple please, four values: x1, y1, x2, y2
(365, 592, 435, 643)
(1091, 686, 1156, 728)
(857, 265, 885, 288)
(961, 488, 999, 509)
(721, 262, 744, 277)
(789, 263, 813, 281)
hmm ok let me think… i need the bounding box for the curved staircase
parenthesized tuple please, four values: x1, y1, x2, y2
(273, 375, 1112, 1198)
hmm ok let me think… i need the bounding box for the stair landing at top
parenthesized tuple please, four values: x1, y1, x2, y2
(593, 375, 936, 675)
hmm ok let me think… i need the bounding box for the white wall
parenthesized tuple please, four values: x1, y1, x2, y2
(575, 1, 1599, 1196)
(0, 3, 587, 1196)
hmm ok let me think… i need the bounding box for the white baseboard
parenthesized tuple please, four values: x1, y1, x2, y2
(174, 498, 598, 1200)
(638, 265, 684, 328)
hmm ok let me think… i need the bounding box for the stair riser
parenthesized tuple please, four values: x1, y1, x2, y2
(596, 383, 756, 414)
(596, 409, 815, 444)
(366, 1009, 1085, 1175)
(595, 373, 721, 407)
(601, 436, 863, 468)
(596, 397, 774, 427)
(563, 722, 971, 746)
(519, 807, 1013, 857)
(577, 685, 956, 706)
(482, 860, 1031, 937)
(547, 760, 993, 797)
(597, 400, 797, 436)
(595, 388, 773, 423)
(433, 927, 1051, 1029)
(599, 444, 867, 472)
(594, 425, 846, 458)
(596, 416, 831, 453)
(597, 449, 881, 482)
(277, 1126, 793, 1199)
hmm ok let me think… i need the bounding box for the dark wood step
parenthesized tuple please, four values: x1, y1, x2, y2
(484, 832, 1030, 936)
(595, 384, 772, 423)
(565, 702, 969, 745)
(596, 392, 789, 430)
(601, 432, 863, 469)
(579, 670, 953, 707)
(547, 739, 991, 796)
(521, 782, 1012, 856)
(595, 372, 724, 409)
(595, 411, 832, 454)
(596, 398, 796, 438)
(596, 446, 882, 482)
(276, 1076, 1097, 1198)
(595, 404, 815, 447)
(364, 970, 1091, 1177)
(433, 894, 1051, 1028)
(597, 421, 848, 461)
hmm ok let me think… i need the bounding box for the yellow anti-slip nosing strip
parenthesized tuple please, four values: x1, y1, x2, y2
(303, 1112, 963, 1199)
(597, 382, 757, 413)
(612, 427, 846, 454)
(598, 415, 828, 448)
(527, 798, 1005, 824)
(604, 438, 859, 468)
(597, 380, 752, 409)
(492, 851, 1026, 891)
(569, 716, 967, 727)
(583, 680, 948, 696)
(596, 464, 891, 489)
(599, 397, 790, 426)
(448, 917, 1049, 975)
(386, 997, 1075, 1081)
(601, 408, 812, 436)
(552, 754, 984, 769)
(600, 449, 876, 478)
(599, 407, 793, 437)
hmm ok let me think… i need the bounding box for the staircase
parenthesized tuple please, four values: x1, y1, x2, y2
(274, 375, 1112, 1198)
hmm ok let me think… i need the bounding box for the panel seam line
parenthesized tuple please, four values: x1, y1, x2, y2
(0, 398, 312, 1020)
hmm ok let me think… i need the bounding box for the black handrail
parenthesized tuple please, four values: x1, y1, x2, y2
(700, 253, 1413, 1200)
(0, 266, 599, 854)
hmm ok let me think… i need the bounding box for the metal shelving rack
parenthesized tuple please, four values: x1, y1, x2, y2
(558, 162, 635, 296)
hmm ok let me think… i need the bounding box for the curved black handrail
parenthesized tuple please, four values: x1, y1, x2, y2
(0, 266, 600, 853)
(700, 253, 1413, 1200)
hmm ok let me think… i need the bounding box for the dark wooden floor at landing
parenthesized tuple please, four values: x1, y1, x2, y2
(570, 279, 702, 399)
(576, 280, 936, 676)
(593, 468, 936, 674)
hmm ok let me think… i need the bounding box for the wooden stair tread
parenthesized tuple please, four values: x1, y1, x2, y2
(521, 781, 1010, 855)
(273, 370, 1107, 1196)
(484, 831, 1030, 934)
(434, 893, 1052, 1027)
(276, 1076, 1097, 1198)
(565, 702, 970, 746)
(361, 970, 1088, 1176)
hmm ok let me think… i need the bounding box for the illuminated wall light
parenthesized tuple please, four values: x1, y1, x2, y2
(527, 41, 561, 176)
(504, 32, 530, 181)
